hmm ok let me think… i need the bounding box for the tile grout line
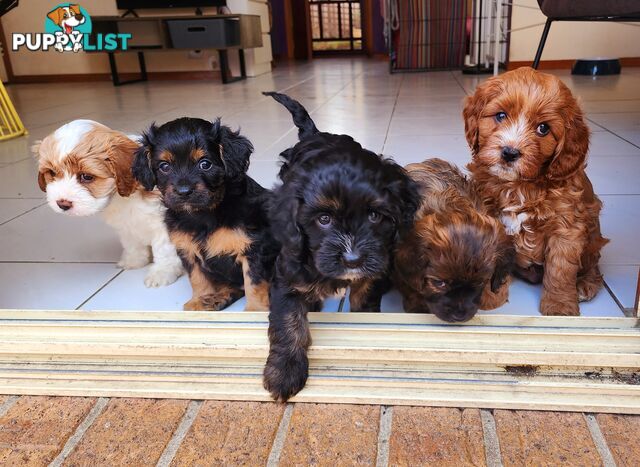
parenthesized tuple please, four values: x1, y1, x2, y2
(156, 400, 203, 467)
(586, 117, 640, 150)
(381, 75, 404, 154)
(375, 406, 393, 467)
(480, 409, 503, 467)
(602, 279, 629, 316)
(75, 269, 124, 310)
(0, 395, 20, 417)
(266, 403, 294, 467)
(49, 397, 110, 467)
(0, 202, 47, 227)
(584, 413, 617, 467)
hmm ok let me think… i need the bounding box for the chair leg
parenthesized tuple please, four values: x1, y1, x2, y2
(532, 19, 552, 69)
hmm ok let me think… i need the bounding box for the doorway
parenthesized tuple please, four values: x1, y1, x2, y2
(309, 1, 363, 54)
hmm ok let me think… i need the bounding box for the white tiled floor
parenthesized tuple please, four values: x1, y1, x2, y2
(1, 58, 638, 315)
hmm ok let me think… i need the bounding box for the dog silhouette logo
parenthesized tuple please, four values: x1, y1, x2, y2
(44, 3, 92, 52)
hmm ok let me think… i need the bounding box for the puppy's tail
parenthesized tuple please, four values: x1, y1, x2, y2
(262, 91, 318, 140)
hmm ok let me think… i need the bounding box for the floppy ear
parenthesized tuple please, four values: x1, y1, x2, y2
(463, 77, 502, 156)
(70, 4, 82, 15)
(393, 228, 427, 293)
(270, 183, 304, 261)
(490, 232, 515, 293)
(37, 170, 47, 192)
(47, 7, 63, 26)
(132, 125, 157, 191)
(547, 98, 590, 181)
(214, 120, 253, 181)
(385, 164, 420, 235)
(106, 134, 139, 197)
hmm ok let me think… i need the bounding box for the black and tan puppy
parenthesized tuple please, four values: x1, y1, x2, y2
(394, 159, 514, 322)
(133, 117, 279, 311)
(262, 92, 419, 401)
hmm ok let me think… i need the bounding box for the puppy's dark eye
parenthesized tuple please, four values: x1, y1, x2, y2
(431, 278, 447, 289)
(495, 112, 507, 123)
(368, 210, 382, 223)
(78, 173, 94, 183)
(48, 169, 56, 177)
(158, 161, 171, 174)
(317, 213, 332, 227)
(536, 123, 550, 136)
(198, 159, 212, 171)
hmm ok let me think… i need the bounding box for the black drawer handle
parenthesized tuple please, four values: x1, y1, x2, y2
(187, 26, 206, 32)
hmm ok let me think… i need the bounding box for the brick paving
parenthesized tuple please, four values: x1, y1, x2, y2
(0, 396, 634, 466)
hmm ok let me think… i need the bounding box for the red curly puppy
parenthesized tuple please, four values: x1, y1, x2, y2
(463, 67, 608, 316)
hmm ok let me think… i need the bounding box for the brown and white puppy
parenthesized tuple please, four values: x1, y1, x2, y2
(463, 67, 608, 316)
(394, 159, 514, 322)
(35, 119, 183, 287)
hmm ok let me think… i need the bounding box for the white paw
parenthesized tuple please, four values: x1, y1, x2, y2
(54, 43, 64, 53)
(144, 264, 184, 288)
(72, 43, 82, 52)
(118, 255, 150, 270)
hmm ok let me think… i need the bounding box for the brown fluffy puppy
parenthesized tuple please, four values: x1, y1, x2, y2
(463, 67, 608, 316)
(394, 159, 513, 322)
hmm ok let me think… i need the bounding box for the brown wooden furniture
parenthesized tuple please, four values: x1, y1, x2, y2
(91, 14, 262, 85)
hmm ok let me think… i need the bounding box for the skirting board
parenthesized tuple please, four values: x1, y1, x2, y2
(0, 311, 638, 413)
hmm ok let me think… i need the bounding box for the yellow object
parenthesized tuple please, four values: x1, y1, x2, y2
(0, 81, 27, 141)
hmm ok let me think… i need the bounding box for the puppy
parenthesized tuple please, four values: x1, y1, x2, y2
(47, 4, 85, 52)
(464, 67, 608, 316)
(394, 158, 514, 323)
(262, 92, 419, 401)
(133, 117, 279, 312)
(35, 119, 183, 287)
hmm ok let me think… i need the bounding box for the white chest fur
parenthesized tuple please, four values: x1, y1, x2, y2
(501, 212, 529, 236)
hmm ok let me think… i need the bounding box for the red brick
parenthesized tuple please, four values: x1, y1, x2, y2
(596, 413, 640, 467)
(494, 410, 601, 466)
(0, 396, 96, 465)
(389, 406, 486, 466)
(280, 403, 379, 466)
(171, 401, 284, 466)
(64, 398, 188, 467)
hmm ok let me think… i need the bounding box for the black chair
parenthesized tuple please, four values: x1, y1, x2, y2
(533, 0, 640, 69)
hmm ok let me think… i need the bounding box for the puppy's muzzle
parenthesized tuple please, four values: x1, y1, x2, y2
(342, 251, 364, 269)
(501, 146, 521, 163)
(175, 184, 194, 197)
(57, 199, 73, 211)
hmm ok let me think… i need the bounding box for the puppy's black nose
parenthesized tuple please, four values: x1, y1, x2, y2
(75, 13, 84, 20)
(342, 252, 363, 269)
(501, 146, 521, 163)
(57, 199, 73, 211)
(175, 185, 193, 196)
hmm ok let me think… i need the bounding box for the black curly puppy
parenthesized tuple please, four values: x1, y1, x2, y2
(262, 92, 419, 401)
(133, 117, 279, 311)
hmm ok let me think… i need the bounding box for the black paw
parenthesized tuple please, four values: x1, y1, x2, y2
(263, 352, 309, 402)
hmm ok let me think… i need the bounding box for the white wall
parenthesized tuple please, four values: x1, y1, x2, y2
(509, 0, 640, 62)
(1, 0, 271, 77)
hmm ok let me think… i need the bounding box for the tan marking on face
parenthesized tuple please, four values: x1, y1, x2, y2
(205, 227, 252, 259)
(159, 150, 174, 163)
(314, 196, 341, 213)
(190, 148, 206, 162)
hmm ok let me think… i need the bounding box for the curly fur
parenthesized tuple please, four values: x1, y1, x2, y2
(262, 92, 419, 401)
(463, 67, 608, 316)
(133, 117, 279, 311)
(394, 159, 514, 322)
